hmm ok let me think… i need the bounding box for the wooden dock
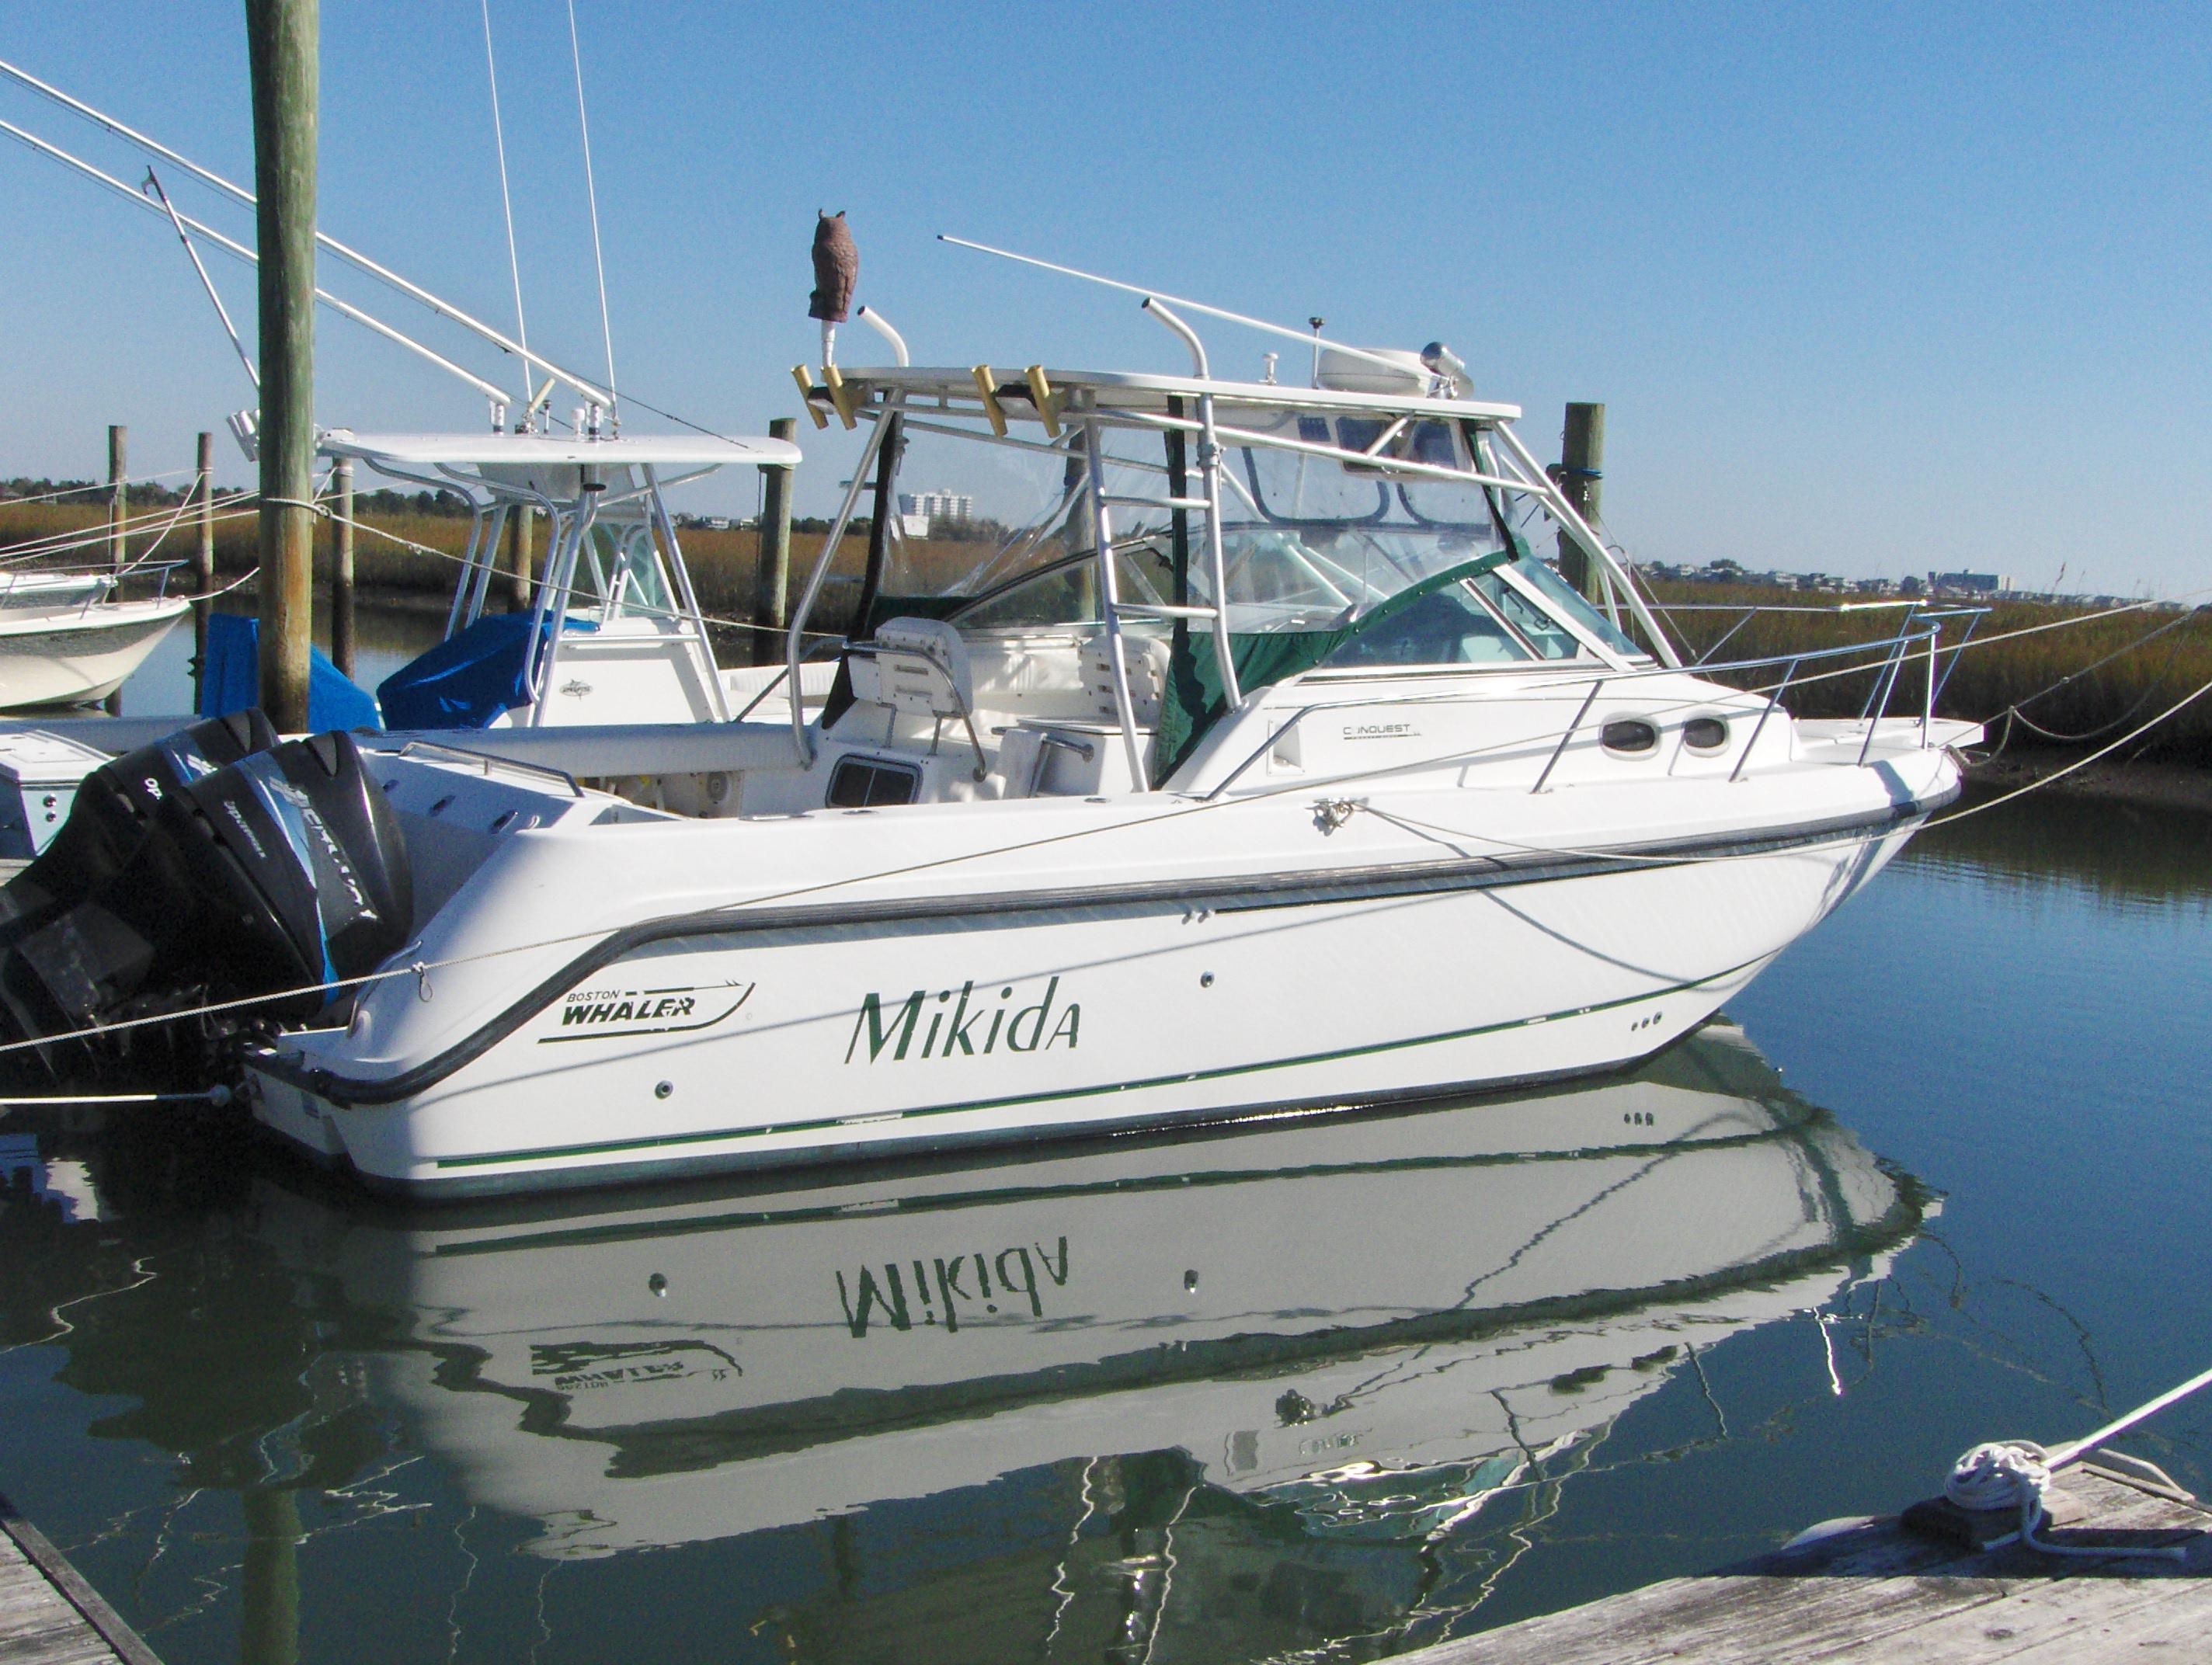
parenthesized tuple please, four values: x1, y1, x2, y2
(0, 1493, 161, 1665)
(1406, 1459, 2212, 1663)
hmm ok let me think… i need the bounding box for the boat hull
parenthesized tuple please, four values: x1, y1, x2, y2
(0, 598, 190, 709)
(250, 801, 1934, 1196)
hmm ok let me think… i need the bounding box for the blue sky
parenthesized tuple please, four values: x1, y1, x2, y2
(2, 2, 2208, 596)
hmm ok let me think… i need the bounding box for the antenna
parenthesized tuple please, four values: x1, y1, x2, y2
(937, 235, 1412, 377)
(568, 0, 618, 429)
(480, 0, 534, 420)
(1308, 316, 1325, 388)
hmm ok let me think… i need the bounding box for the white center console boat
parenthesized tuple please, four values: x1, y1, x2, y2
(329, 429, 819, 730)
(1, 335, 1981, 1196)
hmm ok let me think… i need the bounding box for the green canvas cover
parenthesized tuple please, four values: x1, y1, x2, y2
(1152, 551, 1511, 786)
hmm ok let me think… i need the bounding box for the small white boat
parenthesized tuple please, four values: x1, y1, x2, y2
(1, 339, 1981, 1196)
(238, 1025, 1921, 1562)
(0, 566, 190, 709)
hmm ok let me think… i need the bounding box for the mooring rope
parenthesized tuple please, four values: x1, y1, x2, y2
(1942, 1355, 2212, 1559)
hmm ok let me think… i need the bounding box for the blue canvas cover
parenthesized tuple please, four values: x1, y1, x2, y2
(198, 611, 383, 731)
(374, 612, 600, 730)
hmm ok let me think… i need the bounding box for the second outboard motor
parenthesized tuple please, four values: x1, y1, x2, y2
(0, 709, 278, 944)
(0, 728, 412, 1063)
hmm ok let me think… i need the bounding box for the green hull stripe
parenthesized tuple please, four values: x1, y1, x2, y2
(432, 956, 1762, 1171)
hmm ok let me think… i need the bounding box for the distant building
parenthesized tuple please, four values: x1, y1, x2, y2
(897, 490, 975, 532)
(1929, 571, 2012, 596)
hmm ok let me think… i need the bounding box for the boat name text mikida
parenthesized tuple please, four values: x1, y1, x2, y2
(846, 977, 1081, 1065)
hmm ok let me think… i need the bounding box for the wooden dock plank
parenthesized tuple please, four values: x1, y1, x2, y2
(0, 1495, 160, 1665)
(1403, 1462, 2212, 1664)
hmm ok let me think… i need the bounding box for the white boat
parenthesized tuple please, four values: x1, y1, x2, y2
(2, 339, 1980, 1195)
(0, 566, 189, 709)
(235, 1025, 1922, 1580)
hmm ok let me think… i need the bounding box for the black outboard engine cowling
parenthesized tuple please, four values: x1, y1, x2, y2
(0, 709, 277, 944)
(0, 728, 412, 1062)
(171, 730, 414, 1020)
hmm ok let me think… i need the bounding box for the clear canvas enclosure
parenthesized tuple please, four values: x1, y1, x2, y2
(785, 362, 1675, 783)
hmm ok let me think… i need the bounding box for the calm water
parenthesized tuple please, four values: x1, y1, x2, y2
(2, 782, 2210, 1662)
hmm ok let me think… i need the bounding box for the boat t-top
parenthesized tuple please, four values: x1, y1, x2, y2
(324, 427, 807, 732)
(0, 305, 1979, 1195)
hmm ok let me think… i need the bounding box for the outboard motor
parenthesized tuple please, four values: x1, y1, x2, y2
(0, 709, 277, 943)
(0, 727, 412, 1069)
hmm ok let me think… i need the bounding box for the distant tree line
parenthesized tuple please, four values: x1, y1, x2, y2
(0, 476, 475, 516)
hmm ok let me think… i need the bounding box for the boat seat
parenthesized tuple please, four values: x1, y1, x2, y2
(845, 616, 986, 778)
(1079, 632, 1170, 726)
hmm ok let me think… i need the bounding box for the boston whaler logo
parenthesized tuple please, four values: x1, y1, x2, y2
(845, 977, 1080, 1065)
(529, 1339, 739, 1390)
(541, 979, 754, 1042)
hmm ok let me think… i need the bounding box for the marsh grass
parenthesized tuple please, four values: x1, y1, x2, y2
(9, 500, 2206, 758)
(1647, 582, 2212, 763)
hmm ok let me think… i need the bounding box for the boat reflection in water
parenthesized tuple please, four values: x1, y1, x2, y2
(7, 1024, 1927, 1660)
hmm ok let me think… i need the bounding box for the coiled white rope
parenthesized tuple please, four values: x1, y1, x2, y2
(1943, 1358, 2212, 1559)
(1946, 1440, 2054, 1535)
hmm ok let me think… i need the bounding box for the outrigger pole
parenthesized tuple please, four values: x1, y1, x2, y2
(0, 50, 613, 413)
(0, 116, 510, 405)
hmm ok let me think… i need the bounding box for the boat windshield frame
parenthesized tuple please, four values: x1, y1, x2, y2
(782, 367, 1680, 780)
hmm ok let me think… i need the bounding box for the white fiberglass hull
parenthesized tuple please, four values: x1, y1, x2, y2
(249, 738, 1958, 1196)
(0, 596, 189, 709)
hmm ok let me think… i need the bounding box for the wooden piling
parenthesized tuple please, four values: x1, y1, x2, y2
(238, 1488, 300, 1665)
(104, 426, 128, 711)
(106, 425, 127, 570)
(193, 431, 214, 675)
(506, 502, 533, 612)
(246, 0, 317, 734)
(753, 415, 796, 664)
(329, 455, 353, 677)
(1556, 401, 1604, 600)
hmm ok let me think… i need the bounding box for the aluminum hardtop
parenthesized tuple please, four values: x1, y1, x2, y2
(320, 431, 801, 470)
(836, 366, 1522, 423)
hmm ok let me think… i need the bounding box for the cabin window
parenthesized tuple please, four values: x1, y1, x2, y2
(1683, 717, 1730, 752)
(1323, 583, 1532, 669)
(1470, 570, 1582, 660)
(827, 756, 920, 808)
(1507, 558, 1646, 659)
(1601, 719, 1660, 755)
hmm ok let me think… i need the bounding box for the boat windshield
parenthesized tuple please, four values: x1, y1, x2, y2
(882, 413, 1525, 637)
(567, 515, 676, 622)
(840, 387, 1657, 682)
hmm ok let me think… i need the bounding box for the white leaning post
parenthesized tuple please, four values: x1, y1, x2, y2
(528, 485, 600, 725)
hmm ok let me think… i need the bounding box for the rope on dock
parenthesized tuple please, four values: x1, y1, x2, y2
(1944, 1358, 2212, 1558)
